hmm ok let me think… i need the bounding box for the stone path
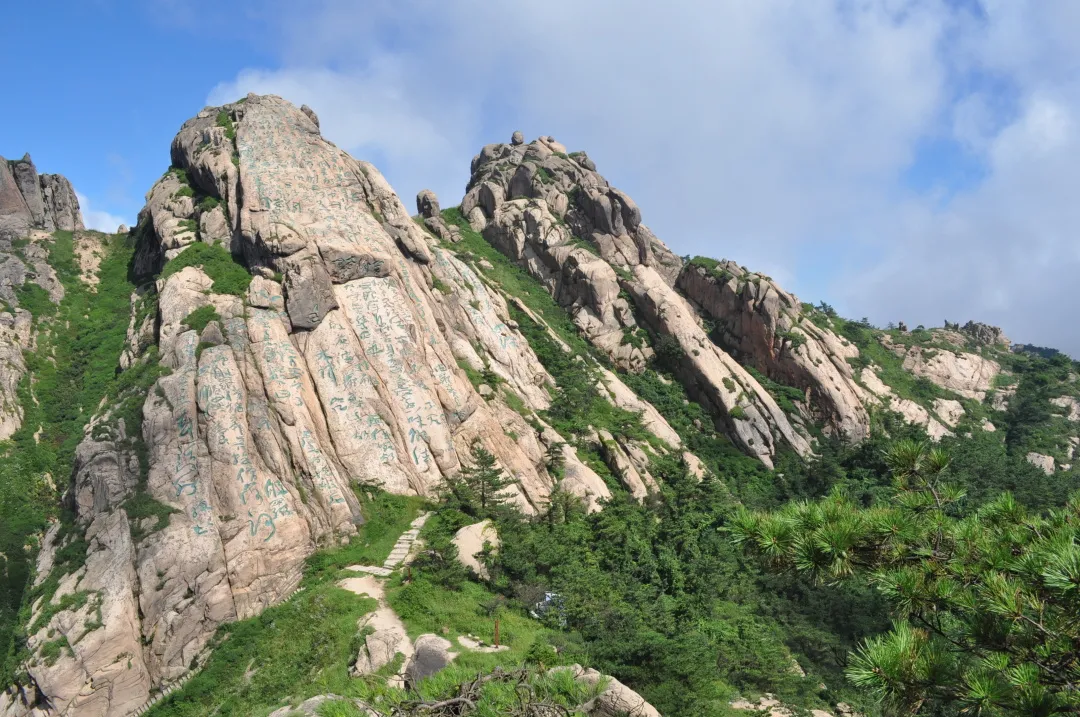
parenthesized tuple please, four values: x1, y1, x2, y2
(337, 510, 511, 687)
(338, 574, 416, 688)
(346, 512, 431, 576)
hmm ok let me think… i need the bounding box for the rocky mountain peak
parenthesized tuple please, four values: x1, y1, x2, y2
(3, 95, 1078, 717)
(0, 153, 83, 240)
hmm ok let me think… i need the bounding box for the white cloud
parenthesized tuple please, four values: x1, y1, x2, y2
(76, 191, 129, 233)
(208, 0, 1080, 354)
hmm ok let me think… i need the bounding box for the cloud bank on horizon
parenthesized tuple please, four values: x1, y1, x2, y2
(204, 0, 1080, 355)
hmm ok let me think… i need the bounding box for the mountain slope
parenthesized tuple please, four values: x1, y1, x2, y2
(1, 98, 1078, 717)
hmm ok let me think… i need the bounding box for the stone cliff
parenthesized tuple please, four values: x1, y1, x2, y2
(0, 155, 84, 439)
(677, 259, 870, 441)
(0, 155, 83, 240)
(4, 98, 624, 716)
(462, 133, 814, 466)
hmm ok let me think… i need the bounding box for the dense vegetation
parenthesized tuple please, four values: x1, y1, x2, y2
(734, 440, 1080, 715)
(160, 241, 252, 296)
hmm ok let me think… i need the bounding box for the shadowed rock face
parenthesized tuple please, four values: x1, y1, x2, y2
(677, 260, 870, 442)
(0, 154, 83, 240)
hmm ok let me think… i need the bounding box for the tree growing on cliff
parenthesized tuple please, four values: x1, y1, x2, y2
(444, 441, 515, 519)
(731, 439, 1080, 716)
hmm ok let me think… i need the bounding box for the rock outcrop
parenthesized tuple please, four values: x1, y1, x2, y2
(859, 366, 953, 441)
(894, 342, 1000, 401)
(627, 265, 813, 466)
(0, 154, 83, 240)
(0, 231, 72, 439)
(550, 664, 662, 717)
(462, 133, 681, 373)
(462, 134, 812, 465)
(678, 260, 870, 441)
(451, 520, 499, 579)
(12, 96, 571, 715)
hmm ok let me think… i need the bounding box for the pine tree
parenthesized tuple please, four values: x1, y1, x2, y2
(731, 439, 1080, 716)
(446, 440, 514, 519)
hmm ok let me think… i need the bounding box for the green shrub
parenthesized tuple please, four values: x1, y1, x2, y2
(620, 328, 646, 349)
(168, 167, 189, 184)
(746, 366, 805, 415)
(38, 636, 70, 666)
(777, 328, 806, 350)
(1, 230, 149, 684)
(181, 305, 220, 333)
(653, 334, 686, 370)
(729, 405, 747, 420)
(173, 185, 194, 198)
(216, 110, 236, 141)
(160, 242, 252, 297)
(197, 196, 220, 213)
(14, 282, 55, 319)
(123, 491, 178, 542)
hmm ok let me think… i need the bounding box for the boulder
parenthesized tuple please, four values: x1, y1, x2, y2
(960, 321, 1009, 346)
(353, 627, 407, 675)
(405, 634, 455, 685)
(283, 259, 339, 329)
(1027, 452, 1056, 475)
(268, 696, 375, 717)
(511, 130, 525, 145)
(549, 664, 661, 717)
(932, 398, 965, 427)
(1051, 396, 1080, 422)
(452, 520, 500, 579)
(416, 189, 441, 218)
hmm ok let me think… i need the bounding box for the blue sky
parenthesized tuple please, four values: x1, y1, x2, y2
(3, 1, 1079, 354)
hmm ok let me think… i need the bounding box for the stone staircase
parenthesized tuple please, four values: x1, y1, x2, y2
(346, 512, 431, 577)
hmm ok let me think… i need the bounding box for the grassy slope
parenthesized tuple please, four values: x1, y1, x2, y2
(145, 492, 598, 717)
(1, 231, 145, 685)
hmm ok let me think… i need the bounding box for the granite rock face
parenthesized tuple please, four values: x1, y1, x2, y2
(0, 158, 85, 440)
(899, 344, 1000, 401)
(0, 154, 83, 240)
(463, 133, 681, 373)
(677, 261, 870, 441)
(0, 230, 77, 440)
(11, 97, 568, 716)
(462, 134, 812, 465)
